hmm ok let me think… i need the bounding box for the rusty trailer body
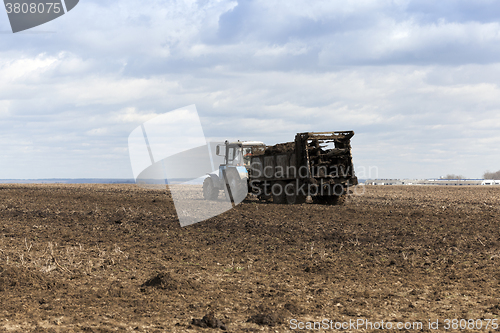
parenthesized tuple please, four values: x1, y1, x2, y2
(248, 131, 358, 204)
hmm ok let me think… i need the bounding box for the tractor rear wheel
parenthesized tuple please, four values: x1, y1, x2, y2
(312, 194, 345, 205)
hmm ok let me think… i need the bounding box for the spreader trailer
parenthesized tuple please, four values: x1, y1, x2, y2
(203, 131, 358, 205)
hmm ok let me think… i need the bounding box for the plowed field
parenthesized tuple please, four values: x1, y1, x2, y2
(0, 184, 500, 332)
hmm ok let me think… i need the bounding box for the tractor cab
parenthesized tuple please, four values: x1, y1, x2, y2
(204, 140, 266, 202)
(216, 141, 265, 169)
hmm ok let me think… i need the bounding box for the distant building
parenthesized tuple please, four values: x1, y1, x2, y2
(365, 179, 489, 186)
(424, 179, 484, 186)
(364, 179, 403, 185)
(482, 180, 500, 185)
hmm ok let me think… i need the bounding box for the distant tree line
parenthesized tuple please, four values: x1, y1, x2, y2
(484, 170, 500, 179)
(443, 174, 465, 180)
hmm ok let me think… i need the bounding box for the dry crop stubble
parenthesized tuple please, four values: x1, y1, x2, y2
(0, 184, 499, 331)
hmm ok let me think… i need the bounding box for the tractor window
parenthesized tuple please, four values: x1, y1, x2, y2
(227, 147, 242, 166)
(243, 147, 253, 166)
(227, 148, 234, 162)
(232, 148, 242, 166)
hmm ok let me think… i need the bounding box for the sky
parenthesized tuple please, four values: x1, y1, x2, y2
(1, 0, 500, 179)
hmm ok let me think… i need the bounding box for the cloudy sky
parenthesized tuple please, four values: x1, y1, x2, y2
(1, 0, 500, 179)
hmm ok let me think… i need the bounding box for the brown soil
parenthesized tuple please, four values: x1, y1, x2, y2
(0, 184, 499, 332)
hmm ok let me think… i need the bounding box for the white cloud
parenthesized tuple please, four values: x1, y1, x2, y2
(0, 53, 59, 82)
(86, 127, 108, 136)
(116, 107, 159, 124)
(253, 41, 309, 57)
(0, 100, 11, 117)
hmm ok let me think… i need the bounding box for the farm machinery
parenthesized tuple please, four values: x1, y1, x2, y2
(203, 131, 358, 205)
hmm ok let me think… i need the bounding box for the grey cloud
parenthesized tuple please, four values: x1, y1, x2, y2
(214, 0, 382, 44)
(4, 0, 500, 71)
(1, 60, 500, 179)
(406, 0, 500, 24)
(1, 0, 500, 179)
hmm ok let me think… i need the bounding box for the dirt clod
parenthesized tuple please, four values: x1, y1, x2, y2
(142, 272, 180, 291)
(246, 312, 282, 327)
(191, 312, 226, 330)
(0, 265, 50, 291)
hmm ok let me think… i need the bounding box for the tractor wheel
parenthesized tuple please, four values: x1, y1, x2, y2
(285, 182, 306, 205)
(312, 196, 327, 204)
(203, 177, 219, 200)
(257, 193, 272, 202)
(326, 194, 346, 205)
(271, 181, 287, 204)
(224, 169, 247, 204)
(313, 194, 346, 205)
